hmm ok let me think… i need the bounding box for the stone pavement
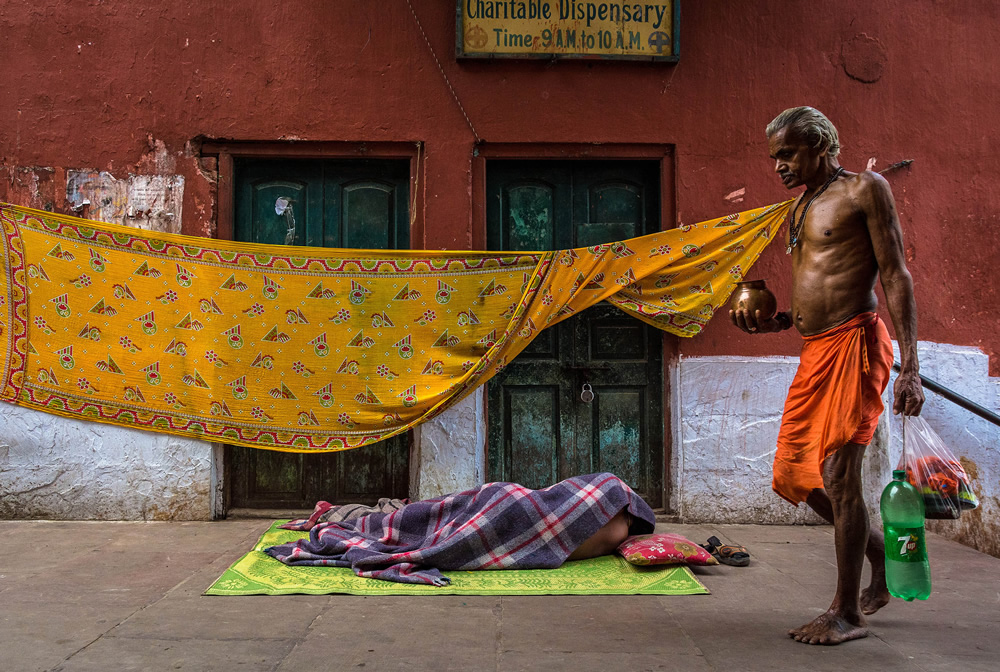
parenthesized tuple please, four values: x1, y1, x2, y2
(1, 519, 997, 672)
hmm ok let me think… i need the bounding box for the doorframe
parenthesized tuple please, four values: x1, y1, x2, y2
(202, 140, 426, 246)
(472, 144, 679, 511)
(471, 143, 676, 248)
(200, 140, 425, 516)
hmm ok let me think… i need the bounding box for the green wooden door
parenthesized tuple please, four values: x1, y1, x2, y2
(486, 160, 664, 507)
(228, 159, 410, 509)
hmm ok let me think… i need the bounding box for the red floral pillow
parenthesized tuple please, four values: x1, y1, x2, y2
(617, 533, 718, 566)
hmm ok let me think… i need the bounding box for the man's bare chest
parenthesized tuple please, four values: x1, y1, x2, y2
(794, 199, 868, 251)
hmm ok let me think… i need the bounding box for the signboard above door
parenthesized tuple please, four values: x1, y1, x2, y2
(457, 1, 679, 61)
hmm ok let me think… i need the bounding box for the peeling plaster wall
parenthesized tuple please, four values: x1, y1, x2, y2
(673, 343, 1000, 559)
(0, 403, 213, 520)
(411, 389, 486, 501)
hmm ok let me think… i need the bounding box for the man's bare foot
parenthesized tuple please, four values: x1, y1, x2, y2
(861, 582, 890, 615)
(788, 611, 869, 645)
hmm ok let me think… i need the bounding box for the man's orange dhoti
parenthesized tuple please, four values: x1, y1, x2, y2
(772, 312, 893, 505)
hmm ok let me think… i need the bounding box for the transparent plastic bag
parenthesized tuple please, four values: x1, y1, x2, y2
(897, 415, 980, 520)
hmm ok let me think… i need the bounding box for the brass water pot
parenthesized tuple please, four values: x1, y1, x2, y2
(730, 279, 777, 320)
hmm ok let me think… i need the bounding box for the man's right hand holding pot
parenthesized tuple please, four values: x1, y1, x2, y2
(730, 309, 793, 334)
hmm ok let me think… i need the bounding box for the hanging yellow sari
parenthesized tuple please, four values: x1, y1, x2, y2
(0, 200, 789, 451)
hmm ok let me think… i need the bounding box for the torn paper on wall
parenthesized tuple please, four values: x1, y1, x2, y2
(66, 171, 184, 234)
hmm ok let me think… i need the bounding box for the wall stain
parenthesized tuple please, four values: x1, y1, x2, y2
(146, 482, 211, 521)
(927, 497, 1000, 559)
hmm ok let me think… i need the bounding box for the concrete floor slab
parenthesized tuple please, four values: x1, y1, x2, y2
(111, 592, 332, 641)
(715, 523, 834, 544)
(2, 550, 227, 606)
(498, 651, 715, 672)
(56, 636, 298, 672)
(0, 519, 996, 671)
(1, 600, 142, 672)
(914, 654, 1000, 672)
(498, 595, 698, 654)
(278, 599, 500, 671)
(0, 523, 111, 573)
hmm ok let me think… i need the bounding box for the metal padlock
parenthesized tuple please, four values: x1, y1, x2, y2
(580, 383, 594, 404)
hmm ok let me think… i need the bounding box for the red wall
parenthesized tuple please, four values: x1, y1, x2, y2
(3, 1, 998, 372)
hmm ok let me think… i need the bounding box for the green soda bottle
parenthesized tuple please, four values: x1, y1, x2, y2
(880, 469, 931, 601)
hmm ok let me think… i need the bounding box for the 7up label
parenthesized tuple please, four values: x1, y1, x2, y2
(885, 526, 927, 563)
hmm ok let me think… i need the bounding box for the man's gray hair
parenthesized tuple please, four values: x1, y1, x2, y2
(766, 107, 841, 158)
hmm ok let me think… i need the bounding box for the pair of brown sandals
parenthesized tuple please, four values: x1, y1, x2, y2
(701, 536, 751, 566)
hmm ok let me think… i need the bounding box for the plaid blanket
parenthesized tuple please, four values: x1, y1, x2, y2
(263, 473, 656, 585)
(278, 498, 409, 531)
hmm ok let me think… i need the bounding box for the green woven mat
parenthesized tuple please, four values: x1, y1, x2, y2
(205, 521, 710, 596)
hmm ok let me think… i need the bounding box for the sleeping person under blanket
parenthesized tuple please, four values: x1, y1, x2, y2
(264, 472, 654, 585)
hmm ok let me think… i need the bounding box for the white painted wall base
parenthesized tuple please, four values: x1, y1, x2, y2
(0, 403, 213, 520)
(671, 355, 884, 525)
(410, 388, 486, 501)
(672, 342, 999, 558)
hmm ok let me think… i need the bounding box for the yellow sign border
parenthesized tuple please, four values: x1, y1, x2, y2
(456, 1, 679, 61)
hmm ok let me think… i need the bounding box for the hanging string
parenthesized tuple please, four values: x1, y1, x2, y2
(902, 415, 908, 469)
(405, 0, 482, 144)
(410, 140, 422, 231)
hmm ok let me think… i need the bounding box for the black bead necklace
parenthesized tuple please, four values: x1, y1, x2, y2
(786, 166, 844, 254)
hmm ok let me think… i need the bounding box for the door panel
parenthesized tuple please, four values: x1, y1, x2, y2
(250, 181, 307, 245)
(518, 328, 559, 359)
(573, 302, 661, 500)
(335, 441, 408, 502)
(587, 311, 649, 360)
(341, 181, 394, 249)
(324, 162, 410, 249)
(504, 181, 557, 250)
(247, 451, 311, 504)
(229, 158, 410, 509)
(579, 180, 642, 245)
(506, 386, 561, 490)
(487, 160, 664, 506)
(489, 170, 569, 359)
(593, 388, 645, 484)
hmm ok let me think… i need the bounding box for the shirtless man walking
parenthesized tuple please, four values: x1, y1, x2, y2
(731, 106, 925, 645)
